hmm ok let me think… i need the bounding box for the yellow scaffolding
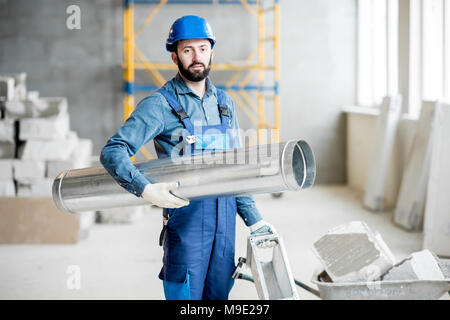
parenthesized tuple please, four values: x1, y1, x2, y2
(122, 0, 280, 159)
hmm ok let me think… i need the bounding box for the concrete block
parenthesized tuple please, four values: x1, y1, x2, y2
(0, 159, 13, 179)
(381, 250, 445, 281)
(363, 95, 402, 211)
(423, 103, 450, 257)
(394, 101, 436, 231)
(19, 113, 70, 140)
(96, 205, 146, 224)
(0, 72, 27, 101)
(312, 221, 396, 282)
(17, 179, 53, 197)
(0, 76, 15, 101)
(46, 139, 93, 178)
(13, 160, 46, 183)
(0, 119, 15, 143)
(0, 180, 15, 197)
(6, 96, 67, 120)
(4, 100, 43, 118)
(0, 142, 15, 158)
(38, 97, 68, 117)
(18, 131, 78, 161)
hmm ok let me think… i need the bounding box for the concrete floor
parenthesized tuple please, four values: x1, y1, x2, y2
(0, 185, 447, 300)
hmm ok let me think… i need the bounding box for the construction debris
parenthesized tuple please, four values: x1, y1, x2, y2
(313, 221, 449, 290)
(312, 221, 396, 283)
(381, 250, 445, 281)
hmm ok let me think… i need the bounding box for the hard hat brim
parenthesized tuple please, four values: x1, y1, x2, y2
(166, 38, 216, 52)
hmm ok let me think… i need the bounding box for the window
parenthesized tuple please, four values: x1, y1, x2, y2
(444, 0, 450, 102)
(410, 0, 448, 114)
(357, 0, 398, 107)
(358, 0, 449, 113)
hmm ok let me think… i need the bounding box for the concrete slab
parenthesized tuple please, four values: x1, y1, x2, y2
(381, 249, 445, 281)
(312, 221, 396, 283)
(364, 95, 402, 211)
(394, 101, 436, 231)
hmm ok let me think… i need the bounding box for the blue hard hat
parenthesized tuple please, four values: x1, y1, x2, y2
(166, 15, 216, 52)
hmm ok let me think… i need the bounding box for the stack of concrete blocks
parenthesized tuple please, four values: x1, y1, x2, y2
(14, 95, 78, 196)
(0, 72, 95, 239)
(0, 73, 27, 196)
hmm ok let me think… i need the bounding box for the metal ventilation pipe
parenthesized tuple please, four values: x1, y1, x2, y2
(52, 140, 315, 213)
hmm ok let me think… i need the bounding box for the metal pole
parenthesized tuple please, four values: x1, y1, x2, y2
(53, 140, 315, 213)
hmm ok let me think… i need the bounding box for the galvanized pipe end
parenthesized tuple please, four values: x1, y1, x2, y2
(52, 170, 74, 213)
(282, 140, 316, 191)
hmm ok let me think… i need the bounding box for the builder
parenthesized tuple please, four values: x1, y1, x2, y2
(100, 15, 275, 300)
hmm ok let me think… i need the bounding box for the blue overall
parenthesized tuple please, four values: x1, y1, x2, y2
(157, 88, 237, 300)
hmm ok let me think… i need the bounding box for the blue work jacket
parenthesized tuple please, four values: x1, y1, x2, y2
(100, 74, 262, 226)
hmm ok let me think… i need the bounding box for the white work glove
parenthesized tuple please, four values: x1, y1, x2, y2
(141, 182, 189, 209)
(249, 220, 276, 235)
(249, 220, 278, 248)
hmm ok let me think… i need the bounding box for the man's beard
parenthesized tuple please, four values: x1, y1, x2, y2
(177, 56, 212, 82)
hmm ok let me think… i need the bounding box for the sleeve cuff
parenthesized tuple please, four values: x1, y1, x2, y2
(130, 172, 153, 197)
(236, 196, 263, 226)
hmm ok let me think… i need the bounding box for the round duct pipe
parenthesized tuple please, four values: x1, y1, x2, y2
(53, 139, 315, 213)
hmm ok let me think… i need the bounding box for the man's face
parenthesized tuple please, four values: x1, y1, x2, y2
(172, 38, 214, 82)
